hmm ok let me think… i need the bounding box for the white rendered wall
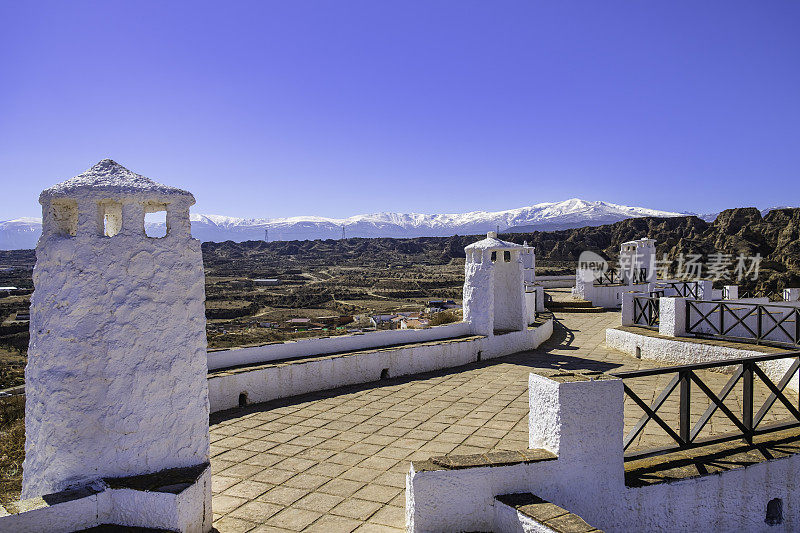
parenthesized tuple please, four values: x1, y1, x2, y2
(23, 219, 210, 498)
(619, 239, 656, 285)
(658, 296, 686, 337)
(493, 502, 558, 533)
(521, 247, 536, 284)
(208, 320, 553, 413)
(606, 327, 799, 394)
(493, 253, 525, 331)
(534, 275, 574, 289)
(0, 489, 108, 533)
(463, 250, 494, 336)
(534, 286, 545, 312)
(620, 291, 641, 326)
(407, 374, 624, 532)
(1, 466, 212, 533)
(584, 283, 650, 309)
(525, 291, 537, 325)
(208, 321, 471, 370)
(407, 372, 800, 533)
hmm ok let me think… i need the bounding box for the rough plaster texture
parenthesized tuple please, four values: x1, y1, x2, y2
(0, 487, 107, 533)
(40, 159, 193, 203)
(463, 253, 495, 336)
(618, 459, 800, 532)
(620, 291, 639, 326)
(657, 296, 686, 337)
(493, 256, 526, 331)
(525, 291, 538, 325)
(23, 161, 211, 504)
(105, 467, 212, 533)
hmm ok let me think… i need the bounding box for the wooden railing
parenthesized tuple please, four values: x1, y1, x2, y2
(633, 296, 659, 329)
(613, 352, 800, 460)
(595, 268, 622, 286)
(652, 280, 699, 299)
(686, 300, 800, 347)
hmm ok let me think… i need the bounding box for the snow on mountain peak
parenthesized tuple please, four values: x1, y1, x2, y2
(0, 198, 683, 249)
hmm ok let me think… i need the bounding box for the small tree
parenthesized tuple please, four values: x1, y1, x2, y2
(428, 309, 462, 326)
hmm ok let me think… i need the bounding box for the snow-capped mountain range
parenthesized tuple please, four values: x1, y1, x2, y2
(1, 198, 686, 250)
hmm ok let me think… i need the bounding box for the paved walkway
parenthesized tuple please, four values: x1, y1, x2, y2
(209, 310, 796, 532)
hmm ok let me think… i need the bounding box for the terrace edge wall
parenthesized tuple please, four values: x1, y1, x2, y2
(207, 321, 472, 371)
(208, 319, 553, 413)
(407, 371, 800, 533)
(606, 327, 799, 394)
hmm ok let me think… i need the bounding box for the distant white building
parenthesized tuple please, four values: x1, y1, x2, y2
(253, 278, 280, 286)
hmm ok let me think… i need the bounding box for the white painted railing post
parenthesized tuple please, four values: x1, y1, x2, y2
(535, 285, 545, 312)
(528, 373, 624, 525)
(659, 296, 686, 337)
(697, 280, 713, 300)
(723, 285, 738, 300)
(784, 288, 800, 302)
(621, 292, 635, 326)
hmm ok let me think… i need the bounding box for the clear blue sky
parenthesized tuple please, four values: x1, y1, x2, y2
(1, 1, 798, 220)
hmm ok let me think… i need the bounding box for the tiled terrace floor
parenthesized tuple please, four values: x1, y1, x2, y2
(210, 309, 797, 532)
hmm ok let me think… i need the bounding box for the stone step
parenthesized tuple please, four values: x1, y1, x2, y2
(546, 299, 595, 308)
(494, 493, 604, 533)
(551, 305, 606, 313)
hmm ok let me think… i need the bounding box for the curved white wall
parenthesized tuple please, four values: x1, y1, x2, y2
(208, 321, 472, 371)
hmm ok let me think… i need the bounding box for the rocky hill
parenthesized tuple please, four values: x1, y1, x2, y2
(200, 207, 800, 293)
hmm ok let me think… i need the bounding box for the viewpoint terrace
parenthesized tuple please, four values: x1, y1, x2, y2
(3, 161, 800, 532)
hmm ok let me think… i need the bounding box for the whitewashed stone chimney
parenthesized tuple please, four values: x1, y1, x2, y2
(618, 238, 656, 284)
(463, 232, 526, 336)
(22, 160, 210, 503)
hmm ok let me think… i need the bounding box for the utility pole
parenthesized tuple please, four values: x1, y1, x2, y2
(264, 229, 268, 242)
(341, 225, 346, 240)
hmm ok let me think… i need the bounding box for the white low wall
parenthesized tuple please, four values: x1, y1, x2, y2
(583, 282, 650, 309)
(407, 372, 800, 533)
(208, 321, 472, 371)
(621, 459, 800, 532)
(606, 327, 799, 394)
(494, 500, 558, 533)
(0, 466, 212, 533)
(208, 320, 553, 413)
(535, 275, 574, 289)
(408, 374, 623, 532)
(525, 291, 537, 325)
